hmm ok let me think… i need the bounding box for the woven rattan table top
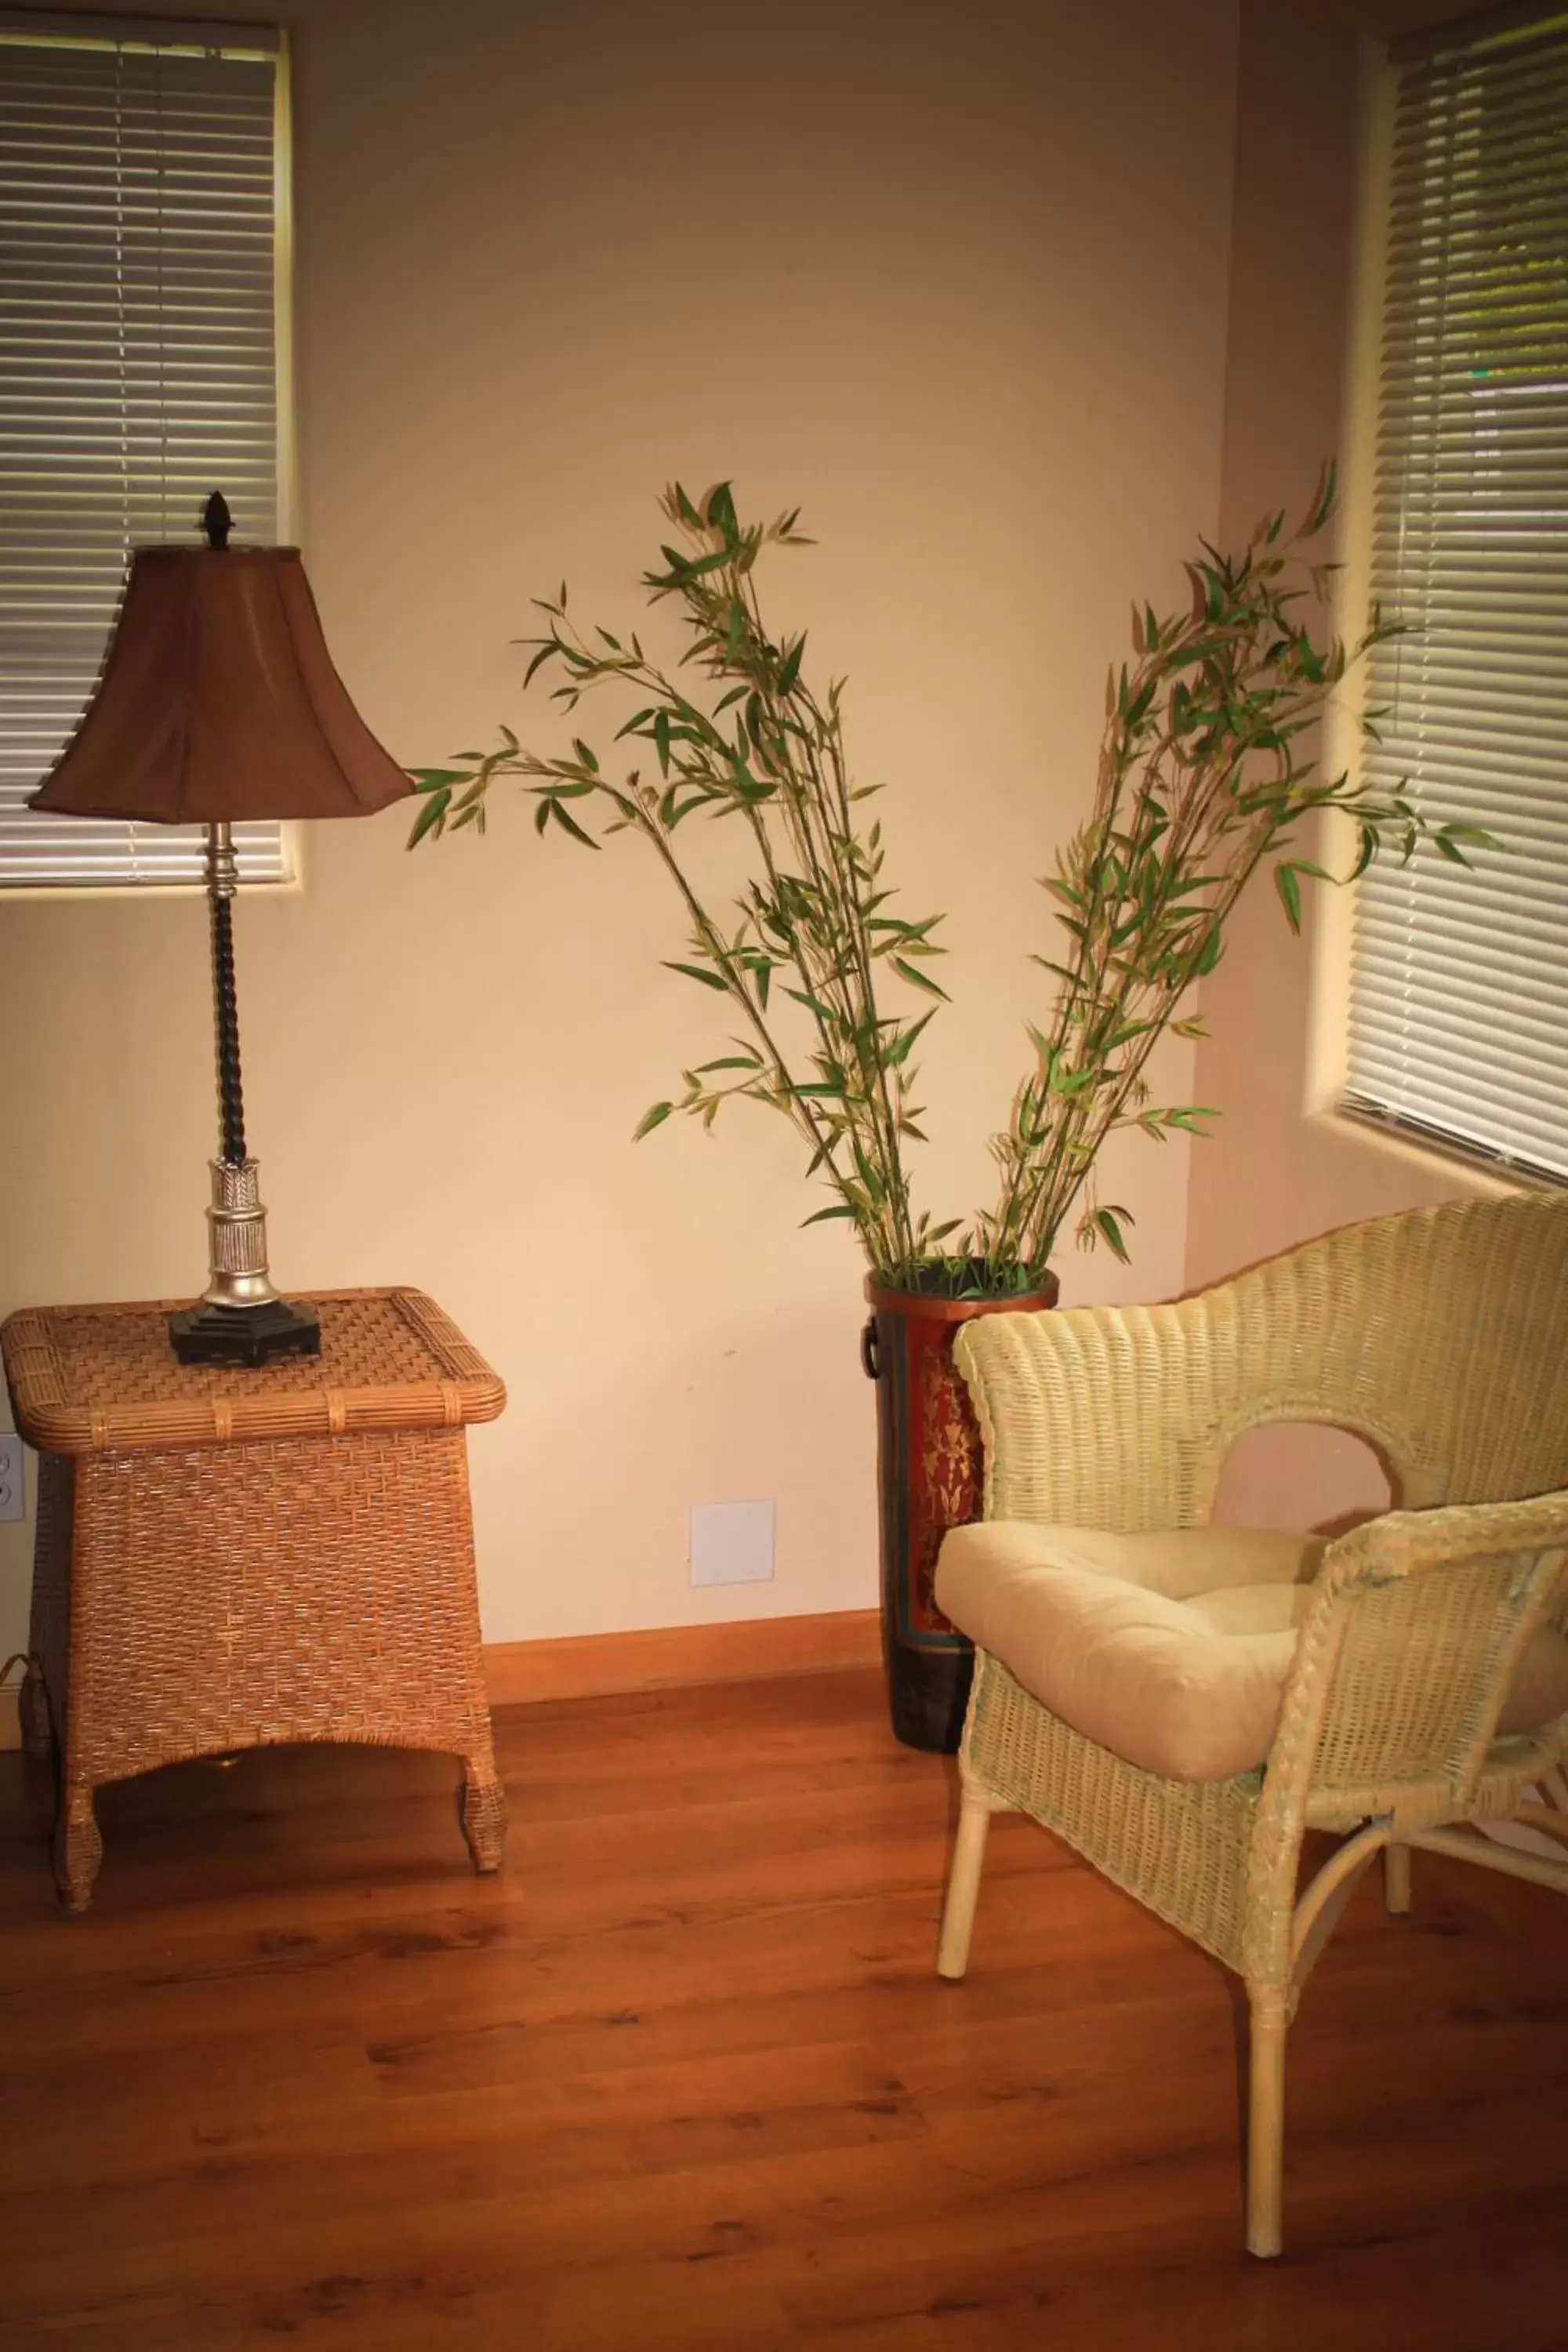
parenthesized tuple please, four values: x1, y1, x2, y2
(1, 1290, 506, 1456)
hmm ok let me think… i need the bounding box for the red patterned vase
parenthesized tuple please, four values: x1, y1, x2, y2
(862, 1270, 1058, 1751)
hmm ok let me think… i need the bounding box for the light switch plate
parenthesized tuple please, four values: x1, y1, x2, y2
(690, 1499, 775, 1587)
(0, 1432, 24, 1523)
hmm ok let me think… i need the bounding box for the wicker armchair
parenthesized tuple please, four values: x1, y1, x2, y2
(933, 1192, 1568, 2258)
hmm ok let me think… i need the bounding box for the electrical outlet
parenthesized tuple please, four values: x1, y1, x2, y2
(690, 1499, 775, 1587)
(0, 1432, 24, 1523)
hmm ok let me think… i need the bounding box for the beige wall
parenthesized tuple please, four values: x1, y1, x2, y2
(1196, 0, 1502, 1534)
(0, 0, 1240, 1662)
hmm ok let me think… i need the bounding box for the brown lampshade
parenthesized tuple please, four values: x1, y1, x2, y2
(30, 545, 412, 824)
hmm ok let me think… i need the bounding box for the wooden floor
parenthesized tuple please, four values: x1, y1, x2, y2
(1, 1668, 1565, 2351)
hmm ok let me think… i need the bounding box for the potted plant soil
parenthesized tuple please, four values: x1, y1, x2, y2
(408, 477, 1490, 1751)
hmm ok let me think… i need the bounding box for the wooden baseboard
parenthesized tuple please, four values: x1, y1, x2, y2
(482, 1608, 881, 1710)
(0, 1614, 882, 1746)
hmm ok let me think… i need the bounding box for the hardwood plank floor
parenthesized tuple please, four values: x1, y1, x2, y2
(1, 1667, 1564, 2350)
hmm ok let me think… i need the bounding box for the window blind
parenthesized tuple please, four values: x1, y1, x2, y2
(1345, 9, 1568, 1179)
(0, 13, 289, 885)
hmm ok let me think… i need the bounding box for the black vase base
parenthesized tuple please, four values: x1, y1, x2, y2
(168, 1298, 322, 1368)
(887, 1642, 974, 1755)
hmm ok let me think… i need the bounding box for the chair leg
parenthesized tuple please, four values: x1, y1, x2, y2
(1245, 1989, 1288, 2259)
(1384, 1842, 1412, 1915)
(937, 1784, 993, 1980)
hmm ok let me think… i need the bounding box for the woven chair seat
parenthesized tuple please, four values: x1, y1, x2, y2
(938, 1519, 1568, 1782)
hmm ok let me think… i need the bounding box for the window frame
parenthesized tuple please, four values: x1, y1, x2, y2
(0, 8, 296, 894)
(1314, 7, 1568, 1192)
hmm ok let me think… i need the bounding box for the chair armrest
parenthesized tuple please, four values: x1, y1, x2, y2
(1266, 1491, 1568, 1817)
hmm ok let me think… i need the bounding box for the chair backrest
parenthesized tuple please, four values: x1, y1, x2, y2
(956, 1192, 1568, 1530)
(1207, 1192, 1568, 1511)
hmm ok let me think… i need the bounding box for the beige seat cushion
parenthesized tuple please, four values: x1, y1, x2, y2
(936, 1523, 1568, 1784)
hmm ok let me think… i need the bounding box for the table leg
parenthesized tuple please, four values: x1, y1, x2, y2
(55, 1783, 103, 1914)
(459, 1756, 507, 1874)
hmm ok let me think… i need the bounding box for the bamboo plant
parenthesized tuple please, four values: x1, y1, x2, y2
(408, 476, 1490, 1298)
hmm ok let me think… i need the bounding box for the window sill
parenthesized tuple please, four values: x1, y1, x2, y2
(1307, 1102, 1548, 1201)
(0, 877, 301, 903)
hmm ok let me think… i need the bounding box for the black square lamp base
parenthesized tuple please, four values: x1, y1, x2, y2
(168, 1298, 322, 1367)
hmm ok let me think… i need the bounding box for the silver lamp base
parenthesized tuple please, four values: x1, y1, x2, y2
(169, 1156, 321, 1367)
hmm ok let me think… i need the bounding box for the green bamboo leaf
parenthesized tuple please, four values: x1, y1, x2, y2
(1439, 821, 1502, 851)
(1274, 862, 1303, 932)
(1094, 1207, 1131, 1262)
(1432, 822, 1501, 867)
(884, 1009, 936, 1069)
(681, 547, 732, 578)
(633, 1101, 674, 1139)
(801, 1203, 859, 1225)
(783, 987, 844, 1027)
(549, 799, 600, 848)
(1303, 457, 1337, 536)
(405, 790, 449, 848)
(663, 960, 729, 992)
(891, 956, 949, 1000)
(851, 1140, 886, 1203)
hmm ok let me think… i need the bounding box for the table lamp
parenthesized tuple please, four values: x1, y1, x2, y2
(30, 494, 412, 1367)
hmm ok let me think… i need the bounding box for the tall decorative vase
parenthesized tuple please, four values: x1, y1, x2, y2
(862, 1271, 1059, 1752)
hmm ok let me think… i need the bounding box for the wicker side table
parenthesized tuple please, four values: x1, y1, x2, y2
(2, 1288, 508, 1911)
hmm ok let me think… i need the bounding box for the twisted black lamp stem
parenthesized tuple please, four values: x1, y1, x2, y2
(209, 868, 248, 1164)
(202, 499, 245, 1163)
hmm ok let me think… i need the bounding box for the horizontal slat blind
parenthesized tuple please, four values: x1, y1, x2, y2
(1345, 10, 1568, 1178)
(0, 16, 288, 884)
